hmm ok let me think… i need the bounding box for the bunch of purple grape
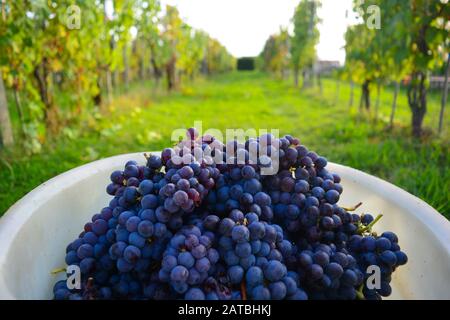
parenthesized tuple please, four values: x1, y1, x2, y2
(53, 128, 407, 300)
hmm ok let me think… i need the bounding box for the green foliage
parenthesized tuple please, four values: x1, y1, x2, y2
(259, 28, 290, 77)
(259, 0, 320, 83)
(344, 0, 449, 136)
(343, 24, 376, 84)
(401, 0, 449, 73)
(205, 37, 235, 74)
(290, 0, 320, 72)
(346, 0, 448, 83)
(0, 0, 234, 151)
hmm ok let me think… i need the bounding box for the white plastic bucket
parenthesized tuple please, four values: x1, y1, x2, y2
(0, 152, 449, 299)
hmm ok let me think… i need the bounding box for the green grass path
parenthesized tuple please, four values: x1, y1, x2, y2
(0, 72, 448, 217)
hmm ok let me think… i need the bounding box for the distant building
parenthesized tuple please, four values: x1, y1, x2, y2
(314, 60, 341, 74)
(402, 75, 449, 91)
(429, 76, 449, 90)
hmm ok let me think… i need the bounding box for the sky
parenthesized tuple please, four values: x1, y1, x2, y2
(160, 0, 359, 64)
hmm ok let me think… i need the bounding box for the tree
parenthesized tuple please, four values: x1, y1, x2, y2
(346, 0, 448, 135)
(439, 53, 449, 135)
(134, 0, 166, 87)
(204, 37, 235, 75)
(371, 0, 411, 127)
(162, 5, 183, 90)
(1, 2, 45, 150)
(345, 0, 412, 125)
(290, 0, 320, 88)
(111, 0, 135, 92)
(0, 70, 14, 146)
(0, 1, 35, 144)
(344, 24, 376, 111)
(405, 1, 448, 137)
(177, 29, 208, 81)
(333, 68, 344, 106)
(260, 28, 290, 78)
(377, 0, 449, 137)
(0, 0, 233, 152)
(22, 1, 107, 133)
(133, 0, 161, 82)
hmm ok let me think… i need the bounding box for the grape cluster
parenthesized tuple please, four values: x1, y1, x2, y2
(53, 128, 407, 300)
(158, 225, 220, 298)
(291, 243, 364, 299)
(348, 227, 408, 299)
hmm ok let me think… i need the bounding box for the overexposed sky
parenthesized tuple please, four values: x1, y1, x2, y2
(161, 0, 358, 64)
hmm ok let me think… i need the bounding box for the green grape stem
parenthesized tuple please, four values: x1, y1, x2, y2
(51, 267, 66, 275)
(358, 214, 383, 234)
(343, 202, 363, 212)
(356, 284, 365, 300)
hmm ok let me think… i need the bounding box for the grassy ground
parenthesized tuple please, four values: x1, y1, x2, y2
(0, 71, 448, 217)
